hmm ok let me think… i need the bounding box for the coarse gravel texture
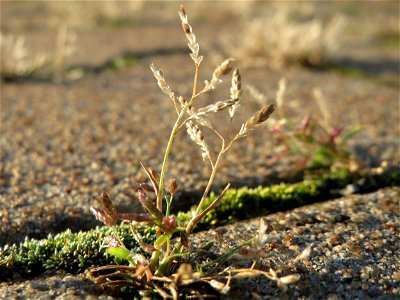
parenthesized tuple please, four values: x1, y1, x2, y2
(0, 187, 399, 299)
(192, 187, 400, 299)
(0, 270, 111, 300)
(1, 60, 398, 245)
(1, 23, 399, 245)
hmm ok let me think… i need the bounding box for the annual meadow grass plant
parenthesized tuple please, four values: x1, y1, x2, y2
(87, 5, 306, 298)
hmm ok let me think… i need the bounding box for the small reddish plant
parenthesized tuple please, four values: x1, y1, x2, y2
(249, 79, 361, 175)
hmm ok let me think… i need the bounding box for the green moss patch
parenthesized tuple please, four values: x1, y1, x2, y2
(0, 225, 156, 279)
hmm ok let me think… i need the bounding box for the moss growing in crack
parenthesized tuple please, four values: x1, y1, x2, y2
(178, 169, 349, 229)
(0, 225, 156, 279)
(1, 167, 398, 280)
(103, 54, 139, 71)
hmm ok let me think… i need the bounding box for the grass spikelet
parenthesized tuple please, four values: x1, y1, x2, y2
(313, 87, 332, 128)
(249, 104, 276, 126)
(185, 120, 210, 161)
(276, 78, 287, 118)
(204, 58, 235, 91)
(229, 68, 242, 119)
(196, 98, 238, 116)
(150, 63, 177, 106)
(237, 104, 275, 138)
(179, 4, 203, 66)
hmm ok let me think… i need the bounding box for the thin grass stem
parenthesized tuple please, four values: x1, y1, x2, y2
(157, 64, 200, 211)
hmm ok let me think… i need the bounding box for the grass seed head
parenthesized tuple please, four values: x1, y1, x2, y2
(150, 63, 177, 104)
(204, 58, 235, 91)
(276, 78, 286, 114)
(238, 104, 275, 138)
(179, 5, 203, 65)
(186, 120, 210, 161)
(229, 68, 242, 118)
(196, 98, 238, 116)
(215, 57, 235, 77)
(247, 104, 275, 127)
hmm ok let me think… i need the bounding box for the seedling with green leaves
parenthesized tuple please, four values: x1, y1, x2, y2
(257, 79, 362, 175)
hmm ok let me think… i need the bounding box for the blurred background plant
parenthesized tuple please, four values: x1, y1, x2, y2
(225, 3, 347, 69)
(0, 24, 77, 81)
(44, 1, 145, 29)
(2, 1, 397, 80)
(246, 79, 362, 176)
(0, 32, 46, 79)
